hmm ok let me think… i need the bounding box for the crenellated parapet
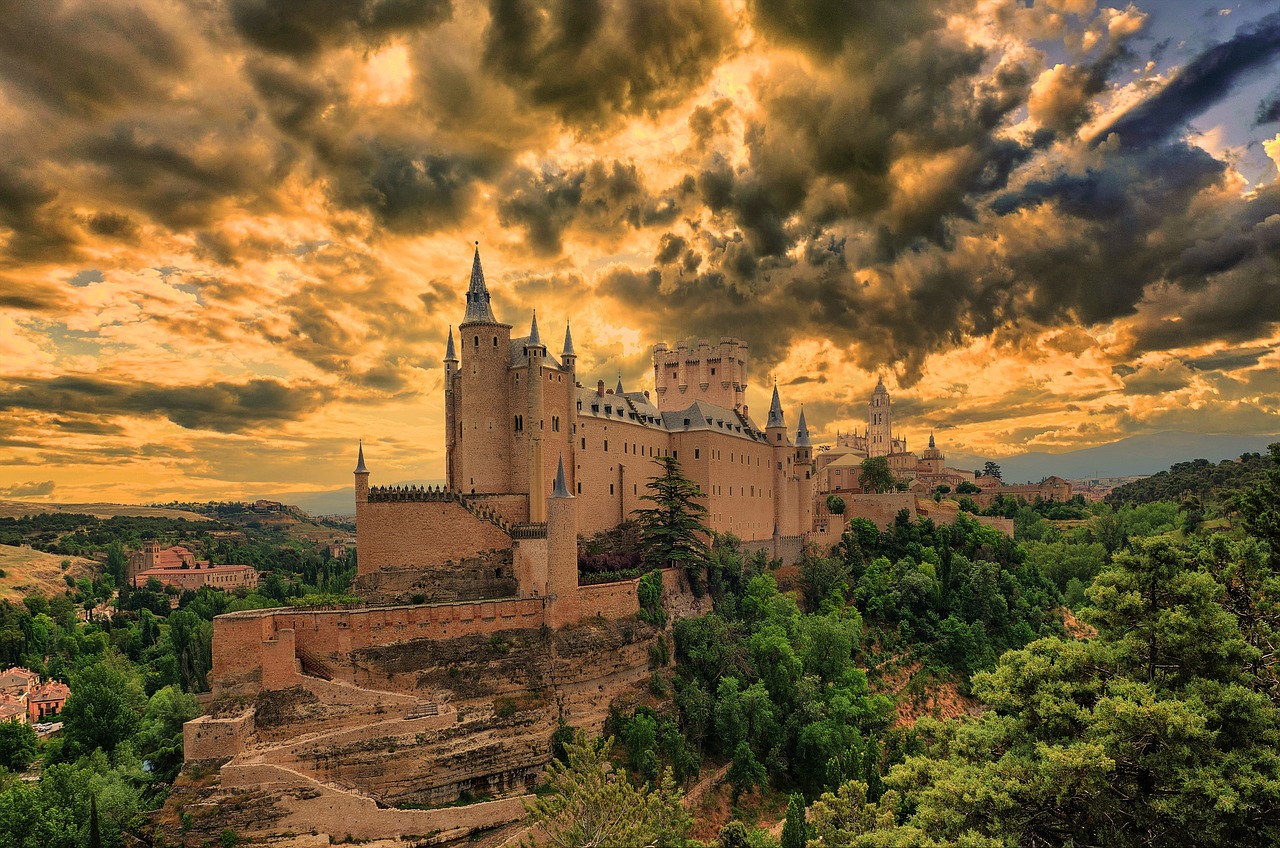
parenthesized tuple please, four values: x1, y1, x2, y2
(367, 484, 458, 503)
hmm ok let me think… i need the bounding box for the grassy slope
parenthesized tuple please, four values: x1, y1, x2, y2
(0, 545, 96, 601)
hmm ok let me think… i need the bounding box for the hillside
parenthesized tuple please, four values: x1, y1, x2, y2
(0, 500, 210, 521)
(951, 431, 1280, 483)
(0, 545, 96, 601)
(1104, 450, 1273, 508)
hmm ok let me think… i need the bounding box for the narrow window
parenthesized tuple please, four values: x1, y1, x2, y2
(474, 335, 479, 347)
(694, 449, 700, 459)
(604, 439, 609, 451)
(609, 483, 615, 495)
(577, 482, 582, 493)
(581, 437, 586, 449)
(493, 336, 498, 346)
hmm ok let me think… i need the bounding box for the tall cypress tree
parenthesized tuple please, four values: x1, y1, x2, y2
(88, 794, 102, 848)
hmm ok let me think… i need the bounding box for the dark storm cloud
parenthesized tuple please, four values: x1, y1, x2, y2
(747, 0, 953, 56)
(697, 27, 1034, 263)
(481, 0, 734, 128)
(0, 0, 186, 116)
(71, 125, 257, 229)
(498, 161, 680, 255)
(0, 167, 79, 263)
(230, 0, 453, 58)
(0, 375, 331, 434)
(1184, 346, 1273, 372)
(336, 142, 488, 233)
(1256, 91, 1280, 125)
(1096, 11, 1280, 149)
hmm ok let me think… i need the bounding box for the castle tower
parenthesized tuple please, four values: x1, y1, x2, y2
(868, 376, 893, 458)
(526, 312, 547, 522)
(456, 244, 513, 494)
(353, 442, 371, 577)
(444, 327, 458, 488)
(652, 336, 748, 412)
(546, 457, 579, 628)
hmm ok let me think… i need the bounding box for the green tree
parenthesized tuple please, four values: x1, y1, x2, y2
(825, 495, 846, 516)
(956, 480, 981, 494)
(858, 458, 896, 494)
(105, 542, 127, 588)
(166, 608, 212, 693)
(521, 732, 689, 848)
(981, 461, 1002, 481)
(633, 457, 711, 590)
(61, 653, 145, 755)
(1237, 442, 1280, 556)
(781, 792, 808, 848)
(0, 718, 38, 771)
(862, 535, 1280, 847)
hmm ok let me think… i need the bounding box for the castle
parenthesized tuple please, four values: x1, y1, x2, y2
(351, 245, 817, 626)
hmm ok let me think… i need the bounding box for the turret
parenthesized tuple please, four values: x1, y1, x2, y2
(561, 322, 576, 373)
(766, 381, 787, 444)
(546, 457, 579, 628)
(795, 407, 812, 462)
(354, 441, 370, 504)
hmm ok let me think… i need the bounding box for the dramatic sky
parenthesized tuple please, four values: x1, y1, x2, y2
(2, 0, 1280, 504)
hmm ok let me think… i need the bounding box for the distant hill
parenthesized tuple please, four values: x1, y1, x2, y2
(953, 432, 1280, 484)
(0, 500, 210, 521)
(262, 480, 445, 518)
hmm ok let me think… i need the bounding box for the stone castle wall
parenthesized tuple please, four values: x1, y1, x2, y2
(355, 499, 511, 577)
(352, 549, 518, 605)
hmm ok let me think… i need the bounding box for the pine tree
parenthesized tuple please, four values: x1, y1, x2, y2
(781, 792, 808, 848)
(633, 457, 711, 589)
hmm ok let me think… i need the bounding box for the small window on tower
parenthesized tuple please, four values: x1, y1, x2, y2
(711, 367, 716, 375)
(474, 335, 479, 347)
(493, 336, 498, 346)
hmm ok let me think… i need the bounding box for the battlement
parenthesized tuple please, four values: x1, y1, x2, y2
(367, 484, 456, 503)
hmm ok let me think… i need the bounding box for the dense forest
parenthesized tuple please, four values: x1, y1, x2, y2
(4, 444, 1280, 847)
(549, 447, 1280, 846)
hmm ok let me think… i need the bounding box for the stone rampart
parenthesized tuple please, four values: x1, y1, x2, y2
(353, 549, 518, 605)
(356, 499, 511, 577)
(184, 710, 254, 761)
(576, 579, 640, 621)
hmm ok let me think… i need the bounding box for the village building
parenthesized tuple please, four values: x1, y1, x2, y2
(0, 667, 70, 725)
(128, 541, 259, 592)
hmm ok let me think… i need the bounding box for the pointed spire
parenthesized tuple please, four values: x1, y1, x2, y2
(445, 326, 457, 362)
(874, 374, 887, 393)
(462, 242, 498, 324)
(528, 310, 543, 347)
(552, 456, 571, 498)
(562, 322, 575, 358)
(767, 380, 785, 428)
(796, 407, 811, 447)
(615, 374, 625, 395)
(928, 432, 936, 449)
(354, 441, 368, 474)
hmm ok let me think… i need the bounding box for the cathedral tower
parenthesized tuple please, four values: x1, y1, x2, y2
(868, 376, 893, 457)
